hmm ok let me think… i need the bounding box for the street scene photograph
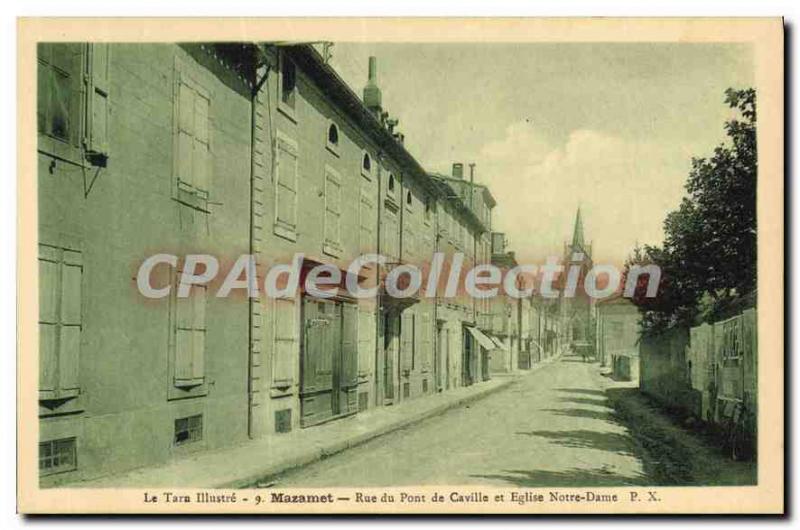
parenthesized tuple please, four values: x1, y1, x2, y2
(18, 17, 784, 515)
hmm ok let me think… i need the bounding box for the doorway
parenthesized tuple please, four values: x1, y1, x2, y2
(300, 297, 358, 427)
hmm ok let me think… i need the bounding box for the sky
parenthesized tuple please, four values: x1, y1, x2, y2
(328, 42, 754, 266)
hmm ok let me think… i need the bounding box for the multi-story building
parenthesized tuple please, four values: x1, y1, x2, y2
(36, 42, 513, 484)
(37, 43, 255, 484)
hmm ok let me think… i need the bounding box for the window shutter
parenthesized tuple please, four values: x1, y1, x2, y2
(400, 312, 414, 372)
(420, 312, 432, 372)
(85, 43, 110, 157)
(357, 308, 373, 378)
(174, 292, 194, 384)
(177, 81, 195, 188)
(341, 303, 358, 387)
(59, 250, 83, 391)
(192, 92, 210, 193)
(38, 246, 59, 394)
(275, 137, 298, 231)
(191, 285, 207, 381)
(324, 168, 341, 248)
(273, 298, 296, 386)
(359, 191, 374, 255)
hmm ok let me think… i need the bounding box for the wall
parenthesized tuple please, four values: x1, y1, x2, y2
(639, 327, 693, 412)
(39, 44, 252, 485)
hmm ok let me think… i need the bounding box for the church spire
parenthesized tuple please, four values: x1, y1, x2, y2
(571, 207, 585, 250)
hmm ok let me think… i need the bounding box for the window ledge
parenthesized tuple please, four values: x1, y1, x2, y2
(274, 223, 298, 242)
(326, 143, 340, 157)
(277, 101, 297, 123)
(323, 241, 342, 258)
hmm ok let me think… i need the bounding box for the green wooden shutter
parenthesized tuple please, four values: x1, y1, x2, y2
(400, 312, 414, 372)
(420, 311, 432, 372)
(59, 250, 83, 392)
(85, 43, 110, 157)
(191, 285, 207, 381)
(38, 245, 60, 395)
(341, 303, 358, 388)
(174, 291, 194, 385)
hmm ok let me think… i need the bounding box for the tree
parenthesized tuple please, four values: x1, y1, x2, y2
(626, 88, 757, 334)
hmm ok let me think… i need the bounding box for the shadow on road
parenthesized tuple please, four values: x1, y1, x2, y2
(558, 396, 609, 408)
(555, 388, 607, 397)
(471, 467, 644, 487)
(541, 407, 621, 424)
(514, 429, 637, 456)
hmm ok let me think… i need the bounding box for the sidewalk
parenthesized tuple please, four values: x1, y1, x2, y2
(78, 360, 558, 489)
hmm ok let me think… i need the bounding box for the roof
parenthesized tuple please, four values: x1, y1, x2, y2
(285, 45, 441, 197)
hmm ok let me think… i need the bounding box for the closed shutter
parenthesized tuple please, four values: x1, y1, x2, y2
(341, 303, 358, 388)
(38, 244, 82, 398)
(359, 191, 375, 255)
(85, 43, 110, 157)
(357, 308, 373, 378)
(273, 298, 296, 387)
(400, 312, 414, 372)
(324, 167, 342, 250)
(176, 73, 211, 195)
(174, 284, 206, 387)
(420, 311, 432, 372)
(38, 246, 60, 394)
(275, 136, 298, 232)
(59, 250, 83, 391)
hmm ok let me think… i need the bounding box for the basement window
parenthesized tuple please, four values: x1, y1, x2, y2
(174, 414, 203, 446)
(39, 437, 77, 476)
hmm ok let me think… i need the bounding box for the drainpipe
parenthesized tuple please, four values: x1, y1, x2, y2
(247, 46, 271, 439)
(374, 154, 385, 405)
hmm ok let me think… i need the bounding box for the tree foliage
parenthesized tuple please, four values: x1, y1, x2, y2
(625, 88, 757, 334)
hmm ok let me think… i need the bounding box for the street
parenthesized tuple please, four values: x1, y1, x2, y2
(273, 356, 647, 487)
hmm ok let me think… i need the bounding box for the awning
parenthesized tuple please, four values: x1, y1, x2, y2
(468, 326, 497, 351)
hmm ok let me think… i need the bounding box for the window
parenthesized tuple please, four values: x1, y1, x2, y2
(174, 414, 203, 446)
(280, 54, 296, 109)
(39, 244, 82, 401)
(387, 173, 396, 195)
(174, 68, 211, 209)
(274, 133, 298, 241)
(323, 166, 342, 256)
(39, 437, 77, 476)
(361, 152, 372, 179)
(326, 123, 340, 155)
(174, 284, 206, 388)
(37, 44, 81, 144)
(359, 190, 375, 255)
(406, 190, 413, 209)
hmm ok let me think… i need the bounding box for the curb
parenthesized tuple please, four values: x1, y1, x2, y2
(219, 377, 517, 488)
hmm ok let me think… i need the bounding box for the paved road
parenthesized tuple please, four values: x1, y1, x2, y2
(274, 356, 648, 487)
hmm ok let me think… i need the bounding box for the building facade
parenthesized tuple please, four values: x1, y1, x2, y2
(595, 294, 640, 381)
(36, 42, 533, 484)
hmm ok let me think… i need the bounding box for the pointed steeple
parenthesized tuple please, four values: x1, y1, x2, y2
(571, 207, 585, 251)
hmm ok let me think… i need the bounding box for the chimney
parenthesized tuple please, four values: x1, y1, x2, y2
(452, 163, 464, 179)
(363, 56, 382, 113)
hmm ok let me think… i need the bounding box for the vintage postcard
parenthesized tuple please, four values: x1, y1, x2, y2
(17, 17, 783, 514)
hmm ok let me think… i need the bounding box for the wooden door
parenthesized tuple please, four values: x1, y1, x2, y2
(300, 298, 336, 427)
